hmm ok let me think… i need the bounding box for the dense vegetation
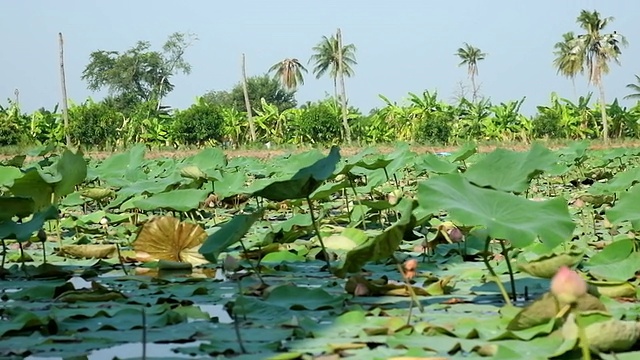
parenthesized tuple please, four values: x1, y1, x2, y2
(1, 142, 640, 358)
(2, 9, 639, 150)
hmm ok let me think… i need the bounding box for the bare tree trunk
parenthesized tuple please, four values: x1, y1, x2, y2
(571, 77, 577, 101)
(241, 53, 256, 143)
(336, 28, 351, 144)
(14, 89, 19, 107)
(58, 33, 71, 147)
(598, 79, 609, 144)
(470, 73, 477, 103)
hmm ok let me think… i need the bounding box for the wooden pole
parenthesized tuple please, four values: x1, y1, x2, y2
(58, 32, 71, 147)
(336, 28, 351, 144)
(241, 53, 256, 143)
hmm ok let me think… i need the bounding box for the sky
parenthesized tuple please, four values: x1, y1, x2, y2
(1, 0, 638, 116)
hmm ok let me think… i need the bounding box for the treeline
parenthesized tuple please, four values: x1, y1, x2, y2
(1, 84, 639, 149)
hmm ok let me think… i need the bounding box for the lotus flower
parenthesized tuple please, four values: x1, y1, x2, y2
(550, 266, 587, 305)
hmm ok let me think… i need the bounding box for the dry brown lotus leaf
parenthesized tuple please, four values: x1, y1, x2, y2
(133, 216, 208, 266)
(61, 244, 117, 259)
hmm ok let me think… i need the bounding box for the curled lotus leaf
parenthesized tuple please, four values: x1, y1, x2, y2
(80, 188, 115, 201)
(562, 313, 640, 353)
(61, 244, 116, 259)
(587, 280, 638, 299)
(133, 216, 208, 266)
(517, 250, 584, 279)
(180, 165, 207, 180)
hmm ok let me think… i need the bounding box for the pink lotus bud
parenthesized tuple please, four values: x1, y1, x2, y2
(354, 282, 369, 297)
(550, 266, 587, 305)
(447, 228, 464, 243)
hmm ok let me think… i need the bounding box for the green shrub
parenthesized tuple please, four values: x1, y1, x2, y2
(415, 112, 453, 145)
(0, 118, 26, 146)
(69, 100, 123, 148)
(171, 99, 225, 145)
(531, 114, 562, 138)
(0, 102, 29, 146)
(296, 101, 342, 143)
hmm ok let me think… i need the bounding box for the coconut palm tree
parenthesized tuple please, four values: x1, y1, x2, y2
(571, 10, 627, 143)
(309, 29, 357, 143)
(553, 32, 584, 98)
(624, 75, 640, 101)
(268, 58, 308, 91)
(455, 43, 487, 103)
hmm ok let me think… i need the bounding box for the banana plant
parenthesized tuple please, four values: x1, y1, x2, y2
(454, 98, 491, 141)
(221, 107, 246, 146)
(485, 97, 528, 141)
(377, 95, 411, 141)
(29, 106, 65, 145)
(252, 98, 281, 142)
(606, 99, 638, 138)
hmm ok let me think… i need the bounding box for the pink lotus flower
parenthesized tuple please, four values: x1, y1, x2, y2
(550, 266, 587, 304)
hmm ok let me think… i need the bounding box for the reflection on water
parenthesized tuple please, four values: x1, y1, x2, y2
(195, 304, 233, 324)
(26, 341, 207, 360)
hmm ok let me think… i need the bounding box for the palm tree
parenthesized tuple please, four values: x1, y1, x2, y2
(624, 75, 640, 101)
(572, 10, 627, 143)
(455, 43, 486, 103)
(309, 29, 357, 143)
(268, 58, 308, 91)
(553, 32, 584, 98)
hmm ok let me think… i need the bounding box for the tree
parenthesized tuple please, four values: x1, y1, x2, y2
(268, 58, 308, 90)
(202, 74, 296, 112)
(309, 30, 357, 143)
(455, 43, 486, 103)
(558, 10, 628, 143)
(81, 32, 196, 111)
(624, 75, 640, 101)
(552, 32, 584, 98)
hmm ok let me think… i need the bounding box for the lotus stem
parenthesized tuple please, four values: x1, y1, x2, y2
(238, 238, 265, 286)
(499, 239, 517, 301)
(141, 307, 147, 360)
(348, 177, 366, 230)
(1, 239, 7, 270)
(482, 238, 512, 306)
(115, 242, 128, 276)
(577, 317, 592, 360)
(305, 195, 331, 271)
(343, 188, 351, 222)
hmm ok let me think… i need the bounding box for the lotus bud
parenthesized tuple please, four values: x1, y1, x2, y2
(223, 254, 239, 273)
(447, 227, 464, 243)
(550, 266, 587, 305)
(403, 258, 418, 280)
(37, 229, 47, 243)
(354, 282, 369, 297)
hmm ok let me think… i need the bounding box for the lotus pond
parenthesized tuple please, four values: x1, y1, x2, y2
(1, 141, 640, 360)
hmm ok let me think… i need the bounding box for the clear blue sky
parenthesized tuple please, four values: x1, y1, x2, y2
(1, 0, 638, 115)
